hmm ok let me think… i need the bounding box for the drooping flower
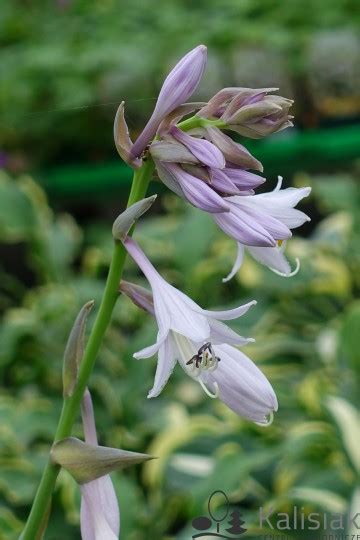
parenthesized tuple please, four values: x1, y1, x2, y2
(151, 129, 264, 214)
(130, 45, 207, 158)
(216, 177, 311, 280)
(120, 239, 277, 425)
(80, 389, 120, 540)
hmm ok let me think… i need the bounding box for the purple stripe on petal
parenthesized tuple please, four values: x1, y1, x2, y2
(224, 166, 265, 189)
(229, 200, 292, 241)
(210, 169, 241, 195)
(164, 163, 230, 213)
(213, 205, 277, 247)
(170, 126, 225, 169)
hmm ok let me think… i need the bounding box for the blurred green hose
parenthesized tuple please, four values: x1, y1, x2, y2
(38, 124, 360, 198)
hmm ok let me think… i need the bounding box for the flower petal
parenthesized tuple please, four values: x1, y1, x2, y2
(201, 299, 256, 320)
(202, 344, 278, 422)
(228, 198, 292, 241)
(170, 126, 225, 169)
(210, 169, 241, 195)
(209, 317, 253, 346)
(252, 187, 312, 228)
(164, 163, 230, 213)
(222, 243, 245, 283)
(133, 329, 168, 359)
(155, 159, 186, 198)
(164, 287, 210, 342)
(224, 167, 265, 190)
(147, 336, 177, 398)
(247, 245, 291, 275)
(213, 205, 277, 246)
(150, 140, 199, 164)
(206, 127, 263, 171)
(81, 478, 120, 540)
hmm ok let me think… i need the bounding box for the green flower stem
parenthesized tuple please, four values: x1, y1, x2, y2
(177, 116, 225, 131)
(21, 159, 154, 540)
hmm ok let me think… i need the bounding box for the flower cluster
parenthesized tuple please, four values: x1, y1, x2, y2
(62, 44, 311, 540)
(114, 45, 311, 422)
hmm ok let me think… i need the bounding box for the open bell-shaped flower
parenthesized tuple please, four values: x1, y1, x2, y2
(213, 177, 311, 247)
(120, 279, 277, 425)
(218, 177, 311, 281)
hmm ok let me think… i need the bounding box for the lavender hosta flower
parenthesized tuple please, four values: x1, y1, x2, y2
(155, 160, 231, 213)
(120, 278, 277, 425)
(213, 180, 311, 247)
(150, 128, 264, 213)
(130, 45, 207, 158)
(217, 177, 311, 281)
(80, 390, 120, 540)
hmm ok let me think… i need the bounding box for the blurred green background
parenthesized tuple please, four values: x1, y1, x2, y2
(0, 1, 359, 539)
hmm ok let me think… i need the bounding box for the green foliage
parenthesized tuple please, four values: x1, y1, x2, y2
(1, 0, 359, 168)
(0, 170, 359, 538)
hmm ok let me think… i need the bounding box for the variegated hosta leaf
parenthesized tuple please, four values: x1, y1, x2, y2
(327, 396, 360, 474)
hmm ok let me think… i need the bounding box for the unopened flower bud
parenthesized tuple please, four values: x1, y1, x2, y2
(221, 89, 294, 138)
(150, 139, 199, 164)
(51, 437, 154, 484)
(62, 300, 94, 398)
(112, 195, 157, 241)
(120, 280, 154, 315)
(131, 45, 207, 158)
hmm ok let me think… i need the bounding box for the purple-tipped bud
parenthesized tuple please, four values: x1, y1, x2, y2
(131, 45, 207, 158)
(199, 87, 293, 139)
(222, 89, 294, 139)
(120, 280, 155, 315)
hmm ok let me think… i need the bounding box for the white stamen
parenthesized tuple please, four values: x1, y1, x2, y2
(271, 257, 300, 277)
(199, 380, 219, 399)
(255, 410, 274, 427)
(274, 175, 283, 191)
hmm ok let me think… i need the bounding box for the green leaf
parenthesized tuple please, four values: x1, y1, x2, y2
(288, 487, 348, 513)
(327, 396, 360, 474)
(0, 173, 35, 242)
